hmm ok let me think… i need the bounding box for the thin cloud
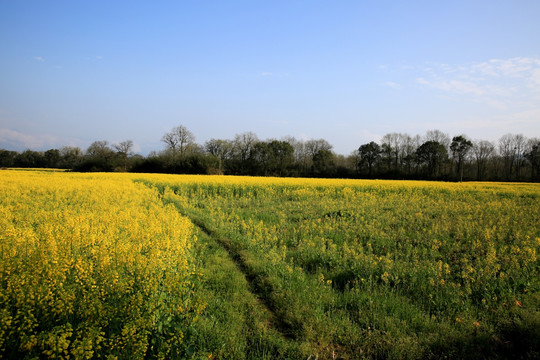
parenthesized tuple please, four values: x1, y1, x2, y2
(383, 81, 401, 89)
(416, 57, 540, 109)
(0, 128, 83, 151)
(34, 56, 45, 62)
(471, 57, 540, 78)
(530, 68, 540, 86)
(416, 77, 485, 96)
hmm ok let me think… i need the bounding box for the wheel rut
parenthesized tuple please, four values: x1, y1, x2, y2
(188, 215, 298, 341)
(135, 180, 300, 343)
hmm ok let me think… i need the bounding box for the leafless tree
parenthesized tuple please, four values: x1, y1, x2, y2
(425, 130, 450, 150)
(161, 125, 196, 158)
(113, 140, 134, 171)
(498, 133, 527, 180)
(86, 140, 112, 158)
(513, 134, 527, 179)
(205, 138, 233, 172)
(233, 132, 259, 162)
(472, 140, 495, 180)
(305, 139, 333, 158)
(282, 136, 311, 172)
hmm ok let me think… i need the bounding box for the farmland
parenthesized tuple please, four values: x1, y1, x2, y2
(1, 170, 539, 359)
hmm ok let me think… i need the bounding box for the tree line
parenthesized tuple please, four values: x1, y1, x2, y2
(1, 126, 539, 182)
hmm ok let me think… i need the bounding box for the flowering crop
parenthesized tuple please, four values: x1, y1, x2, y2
(0, 171, 202, 359)
(2, 171, 538, 359)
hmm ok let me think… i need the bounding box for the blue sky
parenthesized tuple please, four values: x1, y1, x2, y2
(1, 1, 539, 155)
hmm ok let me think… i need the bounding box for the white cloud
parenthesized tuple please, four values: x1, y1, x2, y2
(417, 77, 485, 96)
(472, 57, 540, 78)
(0, 128, 83, 151)
(96, 55, 103, 60)
(0, 128, 53, 149)
(34, 56, 45, 62)
(530, 68, 540, 86)
(261, 72, 273, 76)
(416, 57, 540, 109)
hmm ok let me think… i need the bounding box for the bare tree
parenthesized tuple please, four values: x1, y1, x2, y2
(60, 146, 83, 158)
(282, 136, 311, 173)
(86, 140, 112, 158)
(513, 134, 527, 179)
(498, 134, 527, 180)
(59, 146, 83, 168)
(381, 133, 403, 171)
(161, 125, 196, 158)
(348, 149, 361, 174)
(205, 138, 233, 173)
(499, 134, 515, 180)
(305, 139, 333, 158)
(113, 140, 134, 171)
(425, 130, 450, 150)
(472, 140, 495, 180)
(84, 141, 116, 171)
(402, 134, 419, 175)
(233, 132, 259, 162)
(281, 136, 302, 161)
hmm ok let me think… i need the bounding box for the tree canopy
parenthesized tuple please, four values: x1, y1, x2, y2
(1, 127, 539, 182)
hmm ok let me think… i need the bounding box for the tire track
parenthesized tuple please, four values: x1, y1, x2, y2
(188, 215, 298, 341)
(135, 180, 300, 342)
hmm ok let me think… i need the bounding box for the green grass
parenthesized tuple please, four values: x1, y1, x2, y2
(182, 216, 301, 359)
(145, 179, 540, 359)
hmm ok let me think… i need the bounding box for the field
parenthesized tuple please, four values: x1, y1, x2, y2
(1, 170, 539, 359)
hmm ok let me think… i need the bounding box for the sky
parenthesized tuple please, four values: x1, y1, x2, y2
(1, 0, 539, 155)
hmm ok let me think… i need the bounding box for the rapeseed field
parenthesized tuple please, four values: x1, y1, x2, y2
(0, 171, 202, 359)
(1, 170, 538, 359)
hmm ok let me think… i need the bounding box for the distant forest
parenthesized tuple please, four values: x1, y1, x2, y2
(1, 126, 539, 182)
